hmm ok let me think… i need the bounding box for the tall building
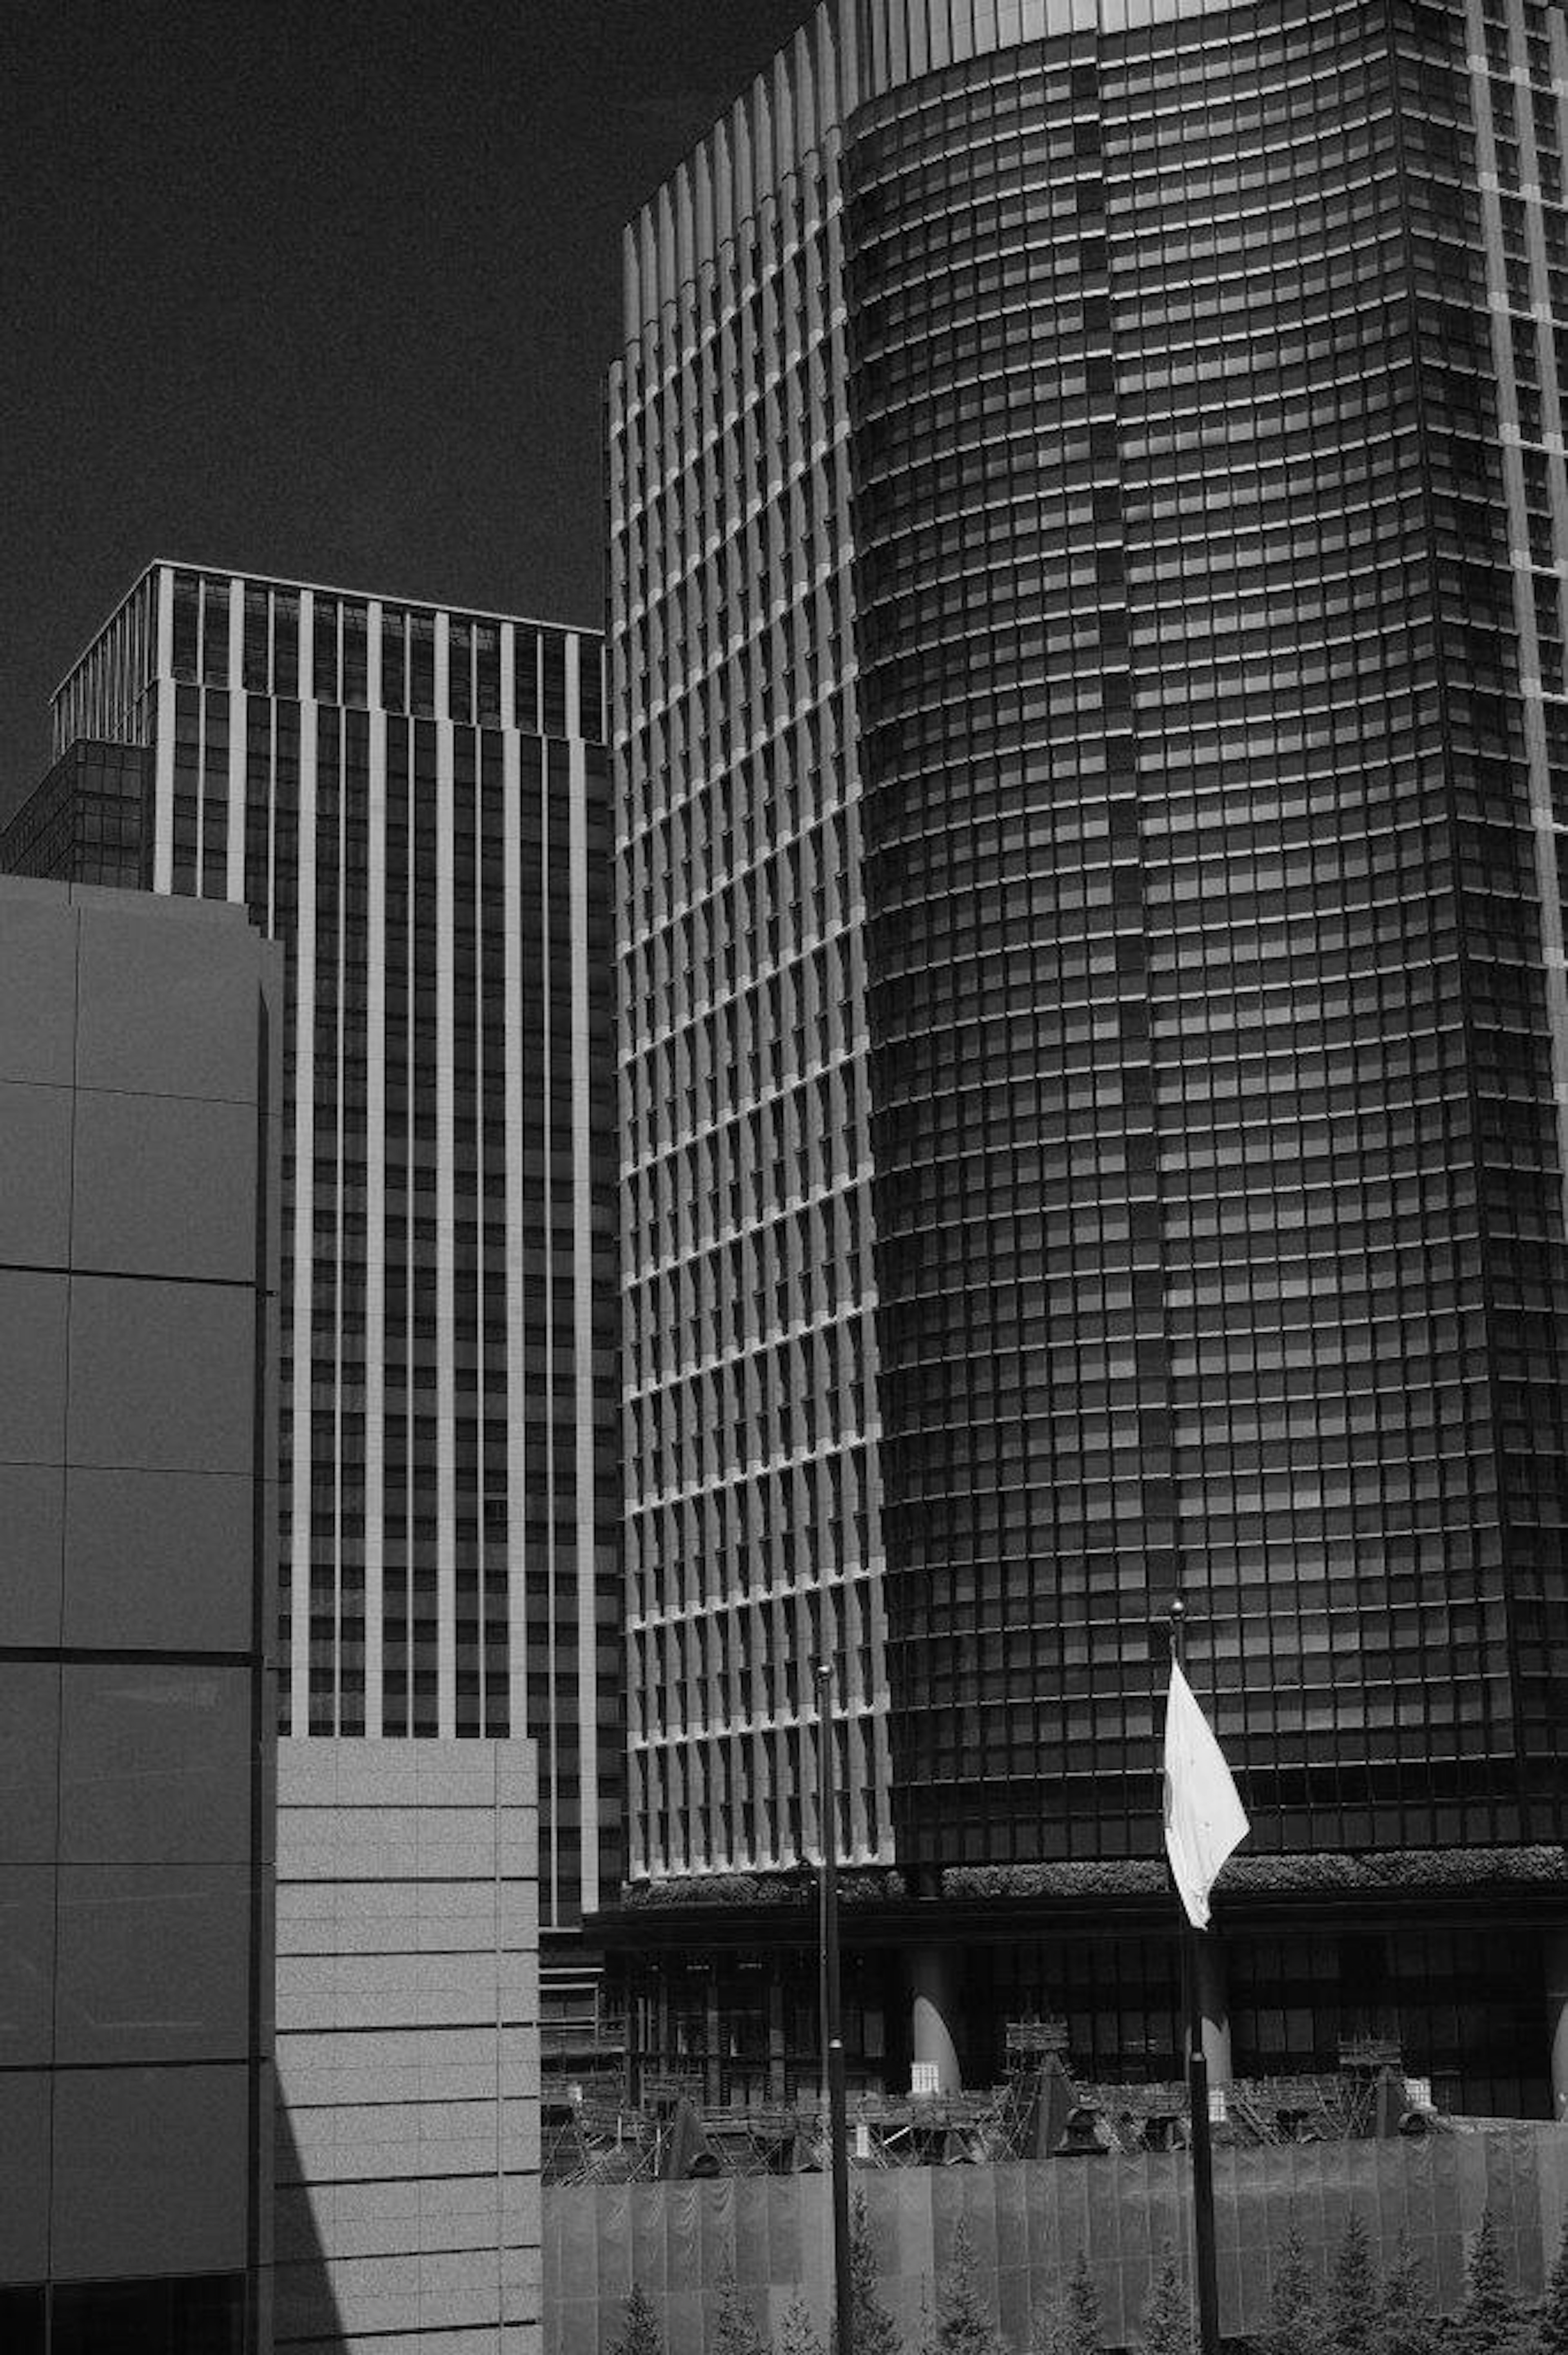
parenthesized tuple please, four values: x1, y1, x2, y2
(607, 0, 1568, 2116)
(0, 879, 280, 2355)
(4, 562, 620, 2032)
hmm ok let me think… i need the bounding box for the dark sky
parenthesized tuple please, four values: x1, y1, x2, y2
(1, 0, 815, 813)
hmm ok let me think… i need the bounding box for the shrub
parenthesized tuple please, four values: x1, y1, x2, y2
(1326, 2214, 1377, 2355)
(1537, 2208, 1568, 2355)
(608, 2281, 663, 2355)
(935, 2217, 1006, 2355)
(1255, 2221, 1321, 2355)
(1138, 2245, 1192, 2355)
(780, 2293, 825, 2355)
(1370, 2235, 1435, 2355)
(714, 2260, 769, 2355)
(1448, 2208, 1530, 2355)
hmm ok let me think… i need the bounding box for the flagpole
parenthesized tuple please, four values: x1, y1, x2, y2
(1168, 1600, 1223, 2355)
(817, 1659, 854, 2355)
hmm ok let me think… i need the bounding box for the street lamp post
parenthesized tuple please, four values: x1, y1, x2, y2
(817, 1659, 854, 2355)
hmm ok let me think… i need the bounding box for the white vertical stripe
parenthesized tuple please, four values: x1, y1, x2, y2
(437, 720, 458, 1737)
(502, 720, 528, 1744)
(290, 667, 318, 1737)
(332, 700, 347, 1730)
(266, 700, 279, 945)
(539, 737, 560, 1918)
(435, 609, 450, 724)
(227, 578, 246, 904)
(193, 640, 206, 885)
(472, 745, 488, 1732)
(368, 592, 388, 1723)
(367, 595, 388, 1726)
(500, 621, 517, 730)
(364, 706, 388, 1735)
(569, 717, 600, 1913)
(153, 569, 176, 895)
(564, 634, 581, 741)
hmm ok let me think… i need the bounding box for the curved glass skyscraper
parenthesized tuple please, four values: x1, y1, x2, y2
(610, 0, 1568, 2116)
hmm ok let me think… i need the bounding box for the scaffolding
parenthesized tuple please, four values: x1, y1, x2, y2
(541, 2036, 1440, 2184)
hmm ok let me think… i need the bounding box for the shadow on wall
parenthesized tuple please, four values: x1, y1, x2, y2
(272, 2096, 346, 2355)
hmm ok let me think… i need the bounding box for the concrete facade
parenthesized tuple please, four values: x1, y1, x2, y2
(0, 876, 281, 2354)
(274, 1737, 541, 2355)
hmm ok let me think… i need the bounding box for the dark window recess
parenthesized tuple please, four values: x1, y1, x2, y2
(49, 2271, 245, 2355)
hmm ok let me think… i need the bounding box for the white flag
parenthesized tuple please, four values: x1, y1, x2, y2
(1163, 1660, 1249, 1929)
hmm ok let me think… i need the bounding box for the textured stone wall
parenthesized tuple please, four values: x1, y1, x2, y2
(274, 1738, 540, 2355)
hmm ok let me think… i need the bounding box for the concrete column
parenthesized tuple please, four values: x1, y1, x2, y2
(1195, 1933, 1233, 2090)
(626, 1967, 644, 2110)
(654, 1965, 670, 2083)
(767, 1960, 787, 2102)
(704, 1971, 723, 2105)
(909, 1946, 962, 2093)
(1545, 1927, 1568, 2119)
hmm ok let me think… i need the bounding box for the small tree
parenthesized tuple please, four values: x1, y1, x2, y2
(1068, 2251, 1102, 2355)
(1256, 2220, 1320, 2355)
(715, 2259, 769, 2355)
(1537, 2210, 1568, 2355)
(780, 2293, 825, 2355)
(1029, 2286, 1075, 2355)
(609, 2281, 663, 2355)
(1449, 2208, 1530, 2355)
(1370, 2235, 1435, 2355)
(936, 2217, 1006, 2355)
(1137, 2245, 1191, 2355)
(1031, 2250, 1102, 2355)
(1327, 2214, 1378, 2355)
(914, 2275, 938, 2355)
(835, 2189, 902, 2355)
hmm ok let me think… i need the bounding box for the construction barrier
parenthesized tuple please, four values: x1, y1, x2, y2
(545, 2121, 1568, 2355)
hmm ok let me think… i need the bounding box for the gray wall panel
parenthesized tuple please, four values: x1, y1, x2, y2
(58, 1663, 252, 1865)
(0, 887, 77, 1088)
(0, 1463, 64, 1647)
(71, 1091, 258, 1283)
(50, 2062, 250, 2278)
(55, 1862, 252, 2063)
(0, 1866, 56, 2065)
(0, 1666, 61, 1861)
(0, 880, 278, 2309)
(74, 900, 260, 1103)
(0, 2072, 51, 2278)
(0, 1080, 72, 1268)
(0, 1269, 68, 1463)
(62, 1465, 254, 1651)
(66, 1275, 255, 1476)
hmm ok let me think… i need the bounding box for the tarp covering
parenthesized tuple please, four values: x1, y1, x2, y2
(545, 2121, 1568, 2355)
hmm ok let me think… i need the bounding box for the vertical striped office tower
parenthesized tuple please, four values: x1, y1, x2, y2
(608, 0, 1568, 2117)
(21, 561, 620, 2023)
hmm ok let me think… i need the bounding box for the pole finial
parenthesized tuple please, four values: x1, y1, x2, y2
(1167, 1596, 1186, 1669)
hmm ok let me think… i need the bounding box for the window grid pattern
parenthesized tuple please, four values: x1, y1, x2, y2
(0, 740, 154, 889)
(846, 0, 1568, 1872)
(611, 17, 894, 1882)
(49, 568, 158, 758)
(46, 564, 621, 1937)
